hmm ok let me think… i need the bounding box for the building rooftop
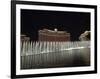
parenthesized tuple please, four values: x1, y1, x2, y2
(39, 28, 70, 35)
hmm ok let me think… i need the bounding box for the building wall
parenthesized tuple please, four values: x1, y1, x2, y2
(38, 29, 70, 42)
(21, 34, 30, 42)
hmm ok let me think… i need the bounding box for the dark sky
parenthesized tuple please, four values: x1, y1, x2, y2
(21, 9, 90, 41)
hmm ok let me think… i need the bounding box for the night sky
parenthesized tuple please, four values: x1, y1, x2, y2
(21, 9, 90, 41)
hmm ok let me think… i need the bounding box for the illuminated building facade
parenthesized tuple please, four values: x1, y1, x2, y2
(38, 29, 70, 42)
(21, 34, 30, 42)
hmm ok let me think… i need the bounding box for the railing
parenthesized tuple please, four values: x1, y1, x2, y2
(21, 41, 90, 69)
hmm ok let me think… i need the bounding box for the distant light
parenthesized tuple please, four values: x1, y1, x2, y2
(54, 28, 58, 32)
